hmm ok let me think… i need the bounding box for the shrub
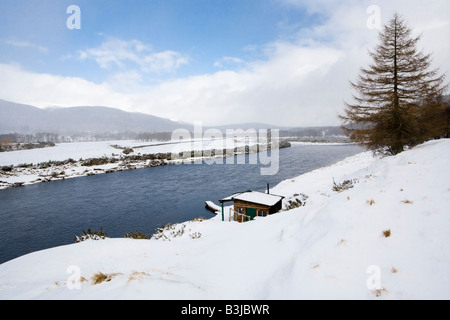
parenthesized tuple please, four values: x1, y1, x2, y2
(81, 157, 110, 167)
(332, 178, 356, 192)
(74, 227, 108, 242)
(1, 165, 13, 172)
(190, 232, 202, 239)
(279, 140, 291, 148)
(283, 193, 308, 210)
(152, 223, 186, 241)
(122, 148, 134, 155)
(124, 231, 150, 239)
(17, 163, 33, 168)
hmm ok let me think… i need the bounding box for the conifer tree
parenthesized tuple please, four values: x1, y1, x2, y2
(340, 13, 447, 155)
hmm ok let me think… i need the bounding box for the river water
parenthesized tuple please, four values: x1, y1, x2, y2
(0, 143, 363, 264)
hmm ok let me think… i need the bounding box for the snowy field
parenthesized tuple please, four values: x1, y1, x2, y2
(0, 137, 260, 189)
(0, 139, 449, 299)
(0, 137, 254, 167)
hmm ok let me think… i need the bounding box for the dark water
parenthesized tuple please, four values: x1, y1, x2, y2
(0, 144, 362, 264)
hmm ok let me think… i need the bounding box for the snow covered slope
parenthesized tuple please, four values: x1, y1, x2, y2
(0, 139, 449, 300)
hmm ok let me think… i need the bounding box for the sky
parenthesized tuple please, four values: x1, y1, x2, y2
(0, 0, 449, 127)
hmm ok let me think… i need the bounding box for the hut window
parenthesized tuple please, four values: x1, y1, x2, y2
(257, 210, 267, 217)
(238, 208, 243, 214)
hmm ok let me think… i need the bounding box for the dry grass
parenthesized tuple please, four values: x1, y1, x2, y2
(382, 229, 391, 238)
(373, 287, 388, 297)
(91, 272, 121, 285)
(127, 271, 151, 283)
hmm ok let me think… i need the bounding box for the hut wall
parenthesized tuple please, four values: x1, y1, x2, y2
(268, 200, 283, 214)
(233, 200, 272, 216)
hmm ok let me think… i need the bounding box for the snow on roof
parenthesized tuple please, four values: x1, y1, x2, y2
(221, 191, 284, 207)
(219, 192, 245, 203)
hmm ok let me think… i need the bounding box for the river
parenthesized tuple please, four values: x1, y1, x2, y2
(0, 143, 363, 264)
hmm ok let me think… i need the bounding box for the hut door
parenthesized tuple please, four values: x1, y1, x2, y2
(246, 208, 256, 221)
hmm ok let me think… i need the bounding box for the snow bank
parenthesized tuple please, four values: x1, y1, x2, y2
(0, 139, 449, 300)
(0, 137, 255, 167)
(0, 137, 260, 189)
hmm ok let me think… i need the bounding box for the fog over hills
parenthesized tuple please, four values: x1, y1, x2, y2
(0, 99, 190, 135)
(0, 99, 345, 140)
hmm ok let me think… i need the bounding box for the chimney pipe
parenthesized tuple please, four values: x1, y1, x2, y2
(266, 183, 269, 194)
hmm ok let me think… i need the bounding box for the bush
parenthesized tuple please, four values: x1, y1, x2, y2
(1, 165, 13, 172)
(279, 140, 291, 148)
(17, 163, 33, 168)
(332, 178, 357, 192)
(81, 157, 110, 167)
(283, 193, 308, 210)
(190, 232, 202, 239)
(152, 223, 186, 241)
(74, 227, 108, 242)
(285, 198, 305, 210)
(124, 231, 150, 239)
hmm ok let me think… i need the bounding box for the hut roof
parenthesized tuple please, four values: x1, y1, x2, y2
(220, 190, 284, 207)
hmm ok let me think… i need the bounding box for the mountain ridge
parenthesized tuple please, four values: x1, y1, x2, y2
(0, 99, 344, 137)
(0, 99, 191, 134)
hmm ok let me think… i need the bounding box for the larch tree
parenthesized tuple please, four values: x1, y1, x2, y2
(340, 13, 448, 155)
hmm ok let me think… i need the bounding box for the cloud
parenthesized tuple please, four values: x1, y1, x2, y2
(1, 0, 448, 127)
(214, 56, 245, 69)
(77, 37, 189, 74)
(0, 63, 131, 109)
(129, 42, 347, 126)
(3, 39, 48, 54)
(0, 41, 345, 127)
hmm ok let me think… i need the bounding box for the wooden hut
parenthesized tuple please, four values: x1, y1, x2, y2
(219, 190, 284, 222)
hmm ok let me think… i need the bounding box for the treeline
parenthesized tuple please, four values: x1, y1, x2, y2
(135, 132, 172, 141)
(0, 141, 56, 153)
(0, 132, 61, 143)
(0, 131, 174, 143)
(279, 126, 345, 138)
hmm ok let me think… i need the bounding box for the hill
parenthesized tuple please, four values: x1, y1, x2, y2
(0, 99, 189, 135)
(0, 139, 448, 300)
(0, 99, 345, 142)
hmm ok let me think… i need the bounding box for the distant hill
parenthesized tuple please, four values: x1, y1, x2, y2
(0, 99, 190, 135)
(211, 123, 345, 137)
(0, 99, 345, 141)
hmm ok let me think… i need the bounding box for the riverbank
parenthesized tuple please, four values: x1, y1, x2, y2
(0, 139, 448, 299)
(0, 139, 291, 190)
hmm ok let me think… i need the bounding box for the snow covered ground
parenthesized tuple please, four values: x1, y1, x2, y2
(0, 137, 251, 167)
(0, 137, 260, 189)
(0, 139, 449, 300)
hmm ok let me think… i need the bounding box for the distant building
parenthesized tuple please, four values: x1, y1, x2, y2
(219, 190, 284, 222)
